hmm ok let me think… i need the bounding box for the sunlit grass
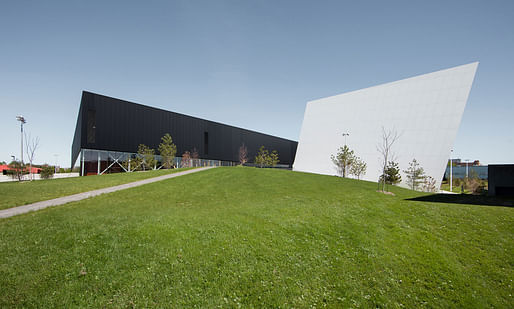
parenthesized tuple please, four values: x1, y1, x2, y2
(0, 168, 192, 210)
(0, 167, 512, 307)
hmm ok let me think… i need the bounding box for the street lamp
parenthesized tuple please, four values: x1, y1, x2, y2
(54, 154, 59, 173)
(16, 115, 26, 164)
(342, 132, 350, 147)
(449, 150, 453, 192)
(464, 159, 471, 179)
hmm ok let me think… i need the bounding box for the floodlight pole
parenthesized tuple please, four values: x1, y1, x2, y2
(449, 150, 453, 192)
(16, 115, 26, 164)
(342, 132, 350, 147)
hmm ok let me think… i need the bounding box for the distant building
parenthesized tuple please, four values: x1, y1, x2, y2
(488, 164, 514, 196)
(449, 159, 482, 167)
(444, 165, 487, 180)
(445, 159, 487, 179)
(0, 164, 41, 175)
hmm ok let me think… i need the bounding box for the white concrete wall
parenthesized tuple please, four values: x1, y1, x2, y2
(293, 63, 478, 189)
(0, 173, 80, 182)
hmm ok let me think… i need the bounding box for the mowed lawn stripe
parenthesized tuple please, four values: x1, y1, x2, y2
(0, 167, 512, 307)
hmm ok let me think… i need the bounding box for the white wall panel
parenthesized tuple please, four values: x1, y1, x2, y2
(293, 63, 478, 189)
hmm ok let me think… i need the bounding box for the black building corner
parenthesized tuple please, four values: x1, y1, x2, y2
(488, 164, 514, 196)
(71, 91, 298, 175)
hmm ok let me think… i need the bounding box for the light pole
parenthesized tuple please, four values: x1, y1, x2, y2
(342, 132, 350, 147)
(449, 150, 453, 192)
(464, 159, 470, 179)
(16, 115, 26, 164)
(54, 154, 59, 173)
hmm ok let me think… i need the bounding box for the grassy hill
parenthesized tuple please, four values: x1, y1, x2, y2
(0, 167, 512, 307)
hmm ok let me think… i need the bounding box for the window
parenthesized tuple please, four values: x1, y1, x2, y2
(204, 131, 209, 155)
(87, 109, 96, 144)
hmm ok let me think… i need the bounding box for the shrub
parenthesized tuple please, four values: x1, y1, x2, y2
(40, 165, 55, 179)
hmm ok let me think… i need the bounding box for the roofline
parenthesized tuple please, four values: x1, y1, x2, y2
(82, 91, 297, 143)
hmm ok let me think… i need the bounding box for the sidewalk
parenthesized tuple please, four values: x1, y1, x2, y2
(0, 167, 215, 219)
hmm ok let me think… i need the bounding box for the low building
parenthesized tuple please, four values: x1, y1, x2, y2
(0, 164, 41, 175)
(444, 165, 488, 180)
(488, 164, 514, 196)
(71, 91, 298, 175)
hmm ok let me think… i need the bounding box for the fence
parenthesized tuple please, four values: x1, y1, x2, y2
(78, 148, 238, 176)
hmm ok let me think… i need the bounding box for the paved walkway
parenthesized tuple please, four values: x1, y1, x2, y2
(0, 167, 215, 219)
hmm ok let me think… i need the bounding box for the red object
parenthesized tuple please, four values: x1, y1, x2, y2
(0, 164, 41, 174)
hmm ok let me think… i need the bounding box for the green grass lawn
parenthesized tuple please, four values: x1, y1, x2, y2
(0, 167, 512, 307)
(0, 168, 192, 210)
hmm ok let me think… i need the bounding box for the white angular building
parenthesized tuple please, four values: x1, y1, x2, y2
(293, 63, 478, 189)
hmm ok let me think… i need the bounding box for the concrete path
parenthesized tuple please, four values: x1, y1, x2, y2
(0, 167, 215, 219)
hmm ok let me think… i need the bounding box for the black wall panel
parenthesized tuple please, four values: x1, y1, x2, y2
(72, 91, 298, 168)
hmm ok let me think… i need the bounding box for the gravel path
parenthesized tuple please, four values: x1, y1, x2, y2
(0, 167, 215, 219)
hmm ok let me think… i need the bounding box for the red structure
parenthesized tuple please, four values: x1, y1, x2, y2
(0, 164, 41, 175)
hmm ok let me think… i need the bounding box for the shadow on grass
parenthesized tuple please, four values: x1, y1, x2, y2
(406, 194, 514, 207)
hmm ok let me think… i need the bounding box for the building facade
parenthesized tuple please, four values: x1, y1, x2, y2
(488, 164, 514, 196)
(72, 91, 298, 175)
(293, 63, 478, 189)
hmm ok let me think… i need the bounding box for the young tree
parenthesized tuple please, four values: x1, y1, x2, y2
(330, 145, 355, 177)
(191, 147, 199, 167)
(270, 150, 280, 167)
(137, 144, 155, 171)
(130, 154, 143, 171)
(24, 132, 40, 180)
(254, 146, 269, 168)
(378, 161, 402, 188)
(350, 156, 367, 180)
(377, 127, 400, 191)
(181, 151, 191, 168)
(462, 170, 483, 194)
(158, 133, 177, 169)
(238, 143, 248, 165)
(404, 158, 425, 191)
(423, 176, 437, 193)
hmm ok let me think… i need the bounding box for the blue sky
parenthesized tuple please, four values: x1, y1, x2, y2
(1, 0, 513, 167)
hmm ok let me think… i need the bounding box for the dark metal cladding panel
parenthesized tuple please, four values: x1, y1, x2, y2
(72, 91, 298, 166)
(71, 93, 85, 168)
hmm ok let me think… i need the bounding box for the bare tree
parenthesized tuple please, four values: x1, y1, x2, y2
(191, 147, 199, 167)
(24, 132, 40, 181)
(377, 127, 400, 192)
(423, 176, 437, 193)
(181, 151, 191, 168)
(238, 143, 248, 165)
(350, 156, 367, 180)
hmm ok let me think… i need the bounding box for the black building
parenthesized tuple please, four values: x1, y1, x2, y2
(488, 164, 514, 196)
(72, 91, 298, 175)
